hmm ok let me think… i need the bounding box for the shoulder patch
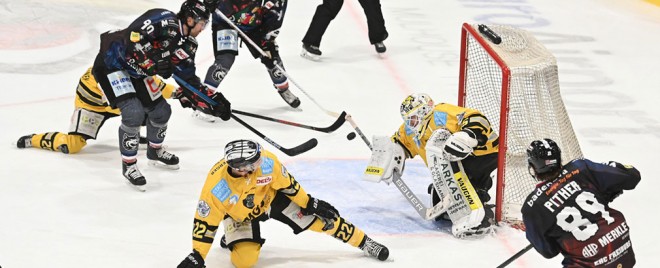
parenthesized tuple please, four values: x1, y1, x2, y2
(130, 31, 140, 42)
(261, 157, 274, 174)
(197, 200, 210, 218)
(433, 111, 447, 127)
(211, 179, 231, 201)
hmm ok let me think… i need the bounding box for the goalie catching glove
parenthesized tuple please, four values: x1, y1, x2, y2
(301, 195, 339, 231)
(172, 86, 231, 121)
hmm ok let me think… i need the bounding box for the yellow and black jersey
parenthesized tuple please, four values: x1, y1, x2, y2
(191, 149, 310, 258)
(74, 67, 175, 114)
(392, 103, 499, 165)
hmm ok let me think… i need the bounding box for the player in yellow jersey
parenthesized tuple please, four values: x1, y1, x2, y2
(177, 139, 389, 268)
(366, 93, 499, 238)
(15, 67, 175, 154)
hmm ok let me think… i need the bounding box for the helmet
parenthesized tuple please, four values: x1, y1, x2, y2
(400, 93, 434, 135)
(527, 138, 562, 176)
(178, 0, 211, 23)
(224, 139, 262, 172)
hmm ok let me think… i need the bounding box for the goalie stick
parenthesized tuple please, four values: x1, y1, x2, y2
(232, 109, 346, 133)
(391, 171, 451, 220)
(172, 74, 318, 156)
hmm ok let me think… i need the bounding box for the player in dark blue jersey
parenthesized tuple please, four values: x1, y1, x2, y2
(91, 0, 231, 191)
(202, 0, 301, 108)
(522, 138, 640, 267)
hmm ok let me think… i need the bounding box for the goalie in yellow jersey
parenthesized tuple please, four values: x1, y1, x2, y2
(177, 139, 389, 268)
(365, 93, 499, 239)
(14, 67, 177, 154)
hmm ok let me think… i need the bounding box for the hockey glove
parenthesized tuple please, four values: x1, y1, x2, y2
(443, 129, 478, 161)
(172, 87, 193, 109)
(301, 195, 339, 231)
(209, 91, 231, 121)
(177, 250, 205, 268)
(155, 55, 174, 79)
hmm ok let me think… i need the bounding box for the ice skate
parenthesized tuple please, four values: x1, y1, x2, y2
(455, 205, 495, 239)
(147, 146, 180, 170)
(191, 109, 216, 123)
(16, 134, 35, 149)
(278, 88, 301, 108)
(300, 43, 322, 61)
(359, 236, 389, 261)
(123, 161, 146, 192)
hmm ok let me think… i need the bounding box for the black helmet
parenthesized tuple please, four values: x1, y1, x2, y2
(224, 139, 262, 171)
(178, 0, 210, 22)
(527, 138, 562, 176)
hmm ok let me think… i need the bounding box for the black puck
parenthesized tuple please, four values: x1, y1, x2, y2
(347, 132, 356, 140)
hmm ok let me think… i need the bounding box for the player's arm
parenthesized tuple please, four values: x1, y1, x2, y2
(271, 163, 310, 207)
(259, 0, 287, 42)
(585, 159, 641, 202)
(126, 11, 180, 78)
(179, 168, 227, 267)
(522, 206, 561, 258)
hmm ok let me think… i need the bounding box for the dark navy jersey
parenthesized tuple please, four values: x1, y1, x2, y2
(522, 159, 640, 268)
(210, 0, 286, 35)
(99, 8, 203, 88)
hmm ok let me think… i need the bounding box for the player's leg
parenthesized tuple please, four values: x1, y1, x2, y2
(250, 41, 300, 108)
(116, 97, 147, 189)
(221, 217, 266, 268)
(356, 0, 388, 51)
(17, 132, 86, 154)
(268, 193, 389, 261)
(144, 98, 179, 169)
(301, 0, 344, 59)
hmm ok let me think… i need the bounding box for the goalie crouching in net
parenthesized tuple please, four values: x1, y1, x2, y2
(178, 139, 389, 268)
(365, 93, 499, 239)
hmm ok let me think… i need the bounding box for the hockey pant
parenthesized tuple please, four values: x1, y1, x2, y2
(222, 192, 367, 268)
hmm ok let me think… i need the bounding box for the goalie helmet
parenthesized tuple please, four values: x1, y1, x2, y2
(224, 139, 262, 172)
(527, 138, 562, 178)
(178, 0, 210, 24)
(400, 93, 434, 135)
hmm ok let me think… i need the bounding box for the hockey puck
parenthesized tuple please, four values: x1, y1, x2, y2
(347, 132, 356, 140)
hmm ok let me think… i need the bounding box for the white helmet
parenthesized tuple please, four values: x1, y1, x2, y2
(400, 93, 434, 135)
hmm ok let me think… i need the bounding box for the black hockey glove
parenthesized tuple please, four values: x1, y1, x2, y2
(209, 91, 231, 121)
(301, 195, 339, 231)
(154, 52, 174, 79)
(177, 250, 205, 268)
(172, 87, 194, 109)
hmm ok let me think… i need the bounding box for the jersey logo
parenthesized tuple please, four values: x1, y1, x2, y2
(211, 179, 231, 201)
(174, 48, 189, 60)
(197, 200, 210, 218)
(261, 157, 274, 174)
(243, 194, 255, 208)
(433, 111, 447, 127)
(256, 176, 272, 186)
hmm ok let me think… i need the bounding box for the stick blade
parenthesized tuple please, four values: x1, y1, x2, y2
(281, 138, 318, 156)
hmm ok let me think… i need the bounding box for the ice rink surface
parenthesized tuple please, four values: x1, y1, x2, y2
(1, 0, 659, 267)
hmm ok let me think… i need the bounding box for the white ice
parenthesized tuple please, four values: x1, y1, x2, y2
(1, 0, 659, 267)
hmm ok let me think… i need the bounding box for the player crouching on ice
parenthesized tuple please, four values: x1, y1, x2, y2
(364, 93, 499, 239)
(178, 139, 389, 268)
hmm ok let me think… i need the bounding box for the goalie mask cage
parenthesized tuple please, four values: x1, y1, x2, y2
(458, 23, 583, 227)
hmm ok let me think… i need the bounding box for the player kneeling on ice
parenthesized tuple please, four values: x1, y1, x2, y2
(522, 139, 640, 267)
(178, 139, 389, 268)
(364, 93, 499, 239)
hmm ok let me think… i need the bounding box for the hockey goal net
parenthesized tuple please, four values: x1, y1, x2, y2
(458, 23, 583, 227)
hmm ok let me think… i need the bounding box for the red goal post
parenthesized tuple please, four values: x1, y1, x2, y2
(457, 23, 583, 227)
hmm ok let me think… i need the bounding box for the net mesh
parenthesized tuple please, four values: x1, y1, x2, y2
(462, 24, 583, 225)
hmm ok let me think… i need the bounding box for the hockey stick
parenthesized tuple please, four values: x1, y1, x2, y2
(214, 9, 339, 118)
(496, 244, 533, 268)
(345, 114, 372, 150)
(232, 109, 346, 133)
(391, 171, 451, 220)
(172, 74, 318, 156)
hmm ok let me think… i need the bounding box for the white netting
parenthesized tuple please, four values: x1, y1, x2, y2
(461, 24, 583, 225)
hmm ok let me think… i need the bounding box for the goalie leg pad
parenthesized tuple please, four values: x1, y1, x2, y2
(68, 108, 108, 139)
(364, 135, 406, 183)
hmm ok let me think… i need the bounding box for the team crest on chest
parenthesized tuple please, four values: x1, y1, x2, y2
(243, 194, 255, 208)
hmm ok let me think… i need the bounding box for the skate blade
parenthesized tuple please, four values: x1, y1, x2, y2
(300, 51, 321, 61)
(148, 160, 180, 170)
(126, 182, 146, 192)
(191, 111, 216, 123)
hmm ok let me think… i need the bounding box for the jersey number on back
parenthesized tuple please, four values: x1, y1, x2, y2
(556, 191, 614, 241)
